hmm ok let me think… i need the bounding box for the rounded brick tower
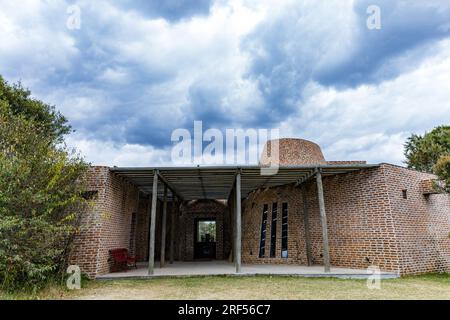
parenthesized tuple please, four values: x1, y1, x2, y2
(260, 138, 326, 166)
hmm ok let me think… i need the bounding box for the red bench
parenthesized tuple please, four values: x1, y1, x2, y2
(109, 248, 137, 272)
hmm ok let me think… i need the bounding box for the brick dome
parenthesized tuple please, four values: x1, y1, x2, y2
(260, 138, 326, 166)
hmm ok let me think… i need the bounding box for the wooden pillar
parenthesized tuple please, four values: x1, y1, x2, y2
(160, 184, 168, 268)
(231, 186, 235, 263)
(302, 185, 313, 266)
(235, 172, 242, 273)
(316, 169, 331, 272)
(169, 196, 176, 264)
(148, 171, 158, 275)
(130, 191, 140, 257)
(177, 201, 183, 261)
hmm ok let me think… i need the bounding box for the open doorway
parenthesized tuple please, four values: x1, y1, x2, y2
(194, 219, 217, 260)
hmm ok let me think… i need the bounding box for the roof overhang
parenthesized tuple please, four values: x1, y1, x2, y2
(110, 164, 380, 201)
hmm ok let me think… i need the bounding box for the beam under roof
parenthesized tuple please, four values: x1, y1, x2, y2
(110, 164, 379, 200)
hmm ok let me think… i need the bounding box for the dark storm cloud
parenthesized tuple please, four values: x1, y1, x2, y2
(118, 0, 213, 21)
(237, 0, 450, 129)
(2, 0, 450, 160)
(316, 0, 450, 87)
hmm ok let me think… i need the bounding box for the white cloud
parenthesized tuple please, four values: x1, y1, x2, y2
(0, 0, 78, 84)
(280, 39, 450, 164)
(97, 67, 131, 84)
(1, 0, 450, 167)
(66, 134, 171, 167)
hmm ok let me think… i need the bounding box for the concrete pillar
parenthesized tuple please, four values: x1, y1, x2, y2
(316, 169, 331, 273)
(148, 171, 158, 275)
(160, 185, 168, 268)
(235, 172, 242, 273)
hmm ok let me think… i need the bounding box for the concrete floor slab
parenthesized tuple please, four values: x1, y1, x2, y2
(96, 261, 399, 280)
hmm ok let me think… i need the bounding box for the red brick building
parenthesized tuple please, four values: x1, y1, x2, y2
(70, 139, 450, 278)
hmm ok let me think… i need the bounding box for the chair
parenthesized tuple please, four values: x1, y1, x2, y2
(109, 248, 137, 272)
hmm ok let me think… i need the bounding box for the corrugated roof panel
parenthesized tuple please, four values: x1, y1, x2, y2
(110, 164, 379, 200)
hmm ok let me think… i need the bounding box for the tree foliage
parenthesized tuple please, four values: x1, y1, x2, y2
(404, 125, 450, 191)
(0, 77, 70, 142)
(433, 155, 450, 193)
(0, 76, 88, 292)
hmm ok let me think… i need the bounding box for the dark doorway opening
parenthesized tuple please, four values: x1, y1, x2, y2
(194, 219, 217, 260)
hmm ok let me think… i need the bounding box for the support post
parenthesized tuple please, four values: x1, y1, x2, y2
(315, 169, 331, 273)
(130, 191, 140, 257)
(169, 196, 176, 264)
(235, 172, 242, 273)
(148, 170, 159, 275)
(160, 184, 168, 268)
(302, 185, 313, 266)
(177, 201, 183, 261)
(227, 174, 237, 263)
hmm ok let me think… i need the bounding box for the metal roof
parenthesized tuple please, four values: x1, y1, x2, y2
(110, 164, 380, 200)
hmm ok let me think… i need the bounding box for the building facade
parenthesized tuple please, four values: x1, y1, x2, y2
(70, 139, 450, 278)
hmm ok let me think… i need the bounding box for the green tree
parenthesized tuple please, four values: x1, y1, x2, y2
(0, 77, 70, 142)
(404, 125, 450, 191)
(434, 155, 450, 193)
(0, 77, 88, 292)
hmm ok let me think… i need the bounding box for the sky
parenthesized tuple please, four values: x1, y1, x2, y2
(1, 0, 450, 166)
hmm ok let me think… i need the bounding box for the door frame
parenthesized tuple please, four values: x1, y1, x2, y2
(194, 217, 217, 260)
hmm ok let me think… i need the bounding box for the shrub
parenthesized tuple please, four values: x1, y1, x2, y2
(0, 78, 88, 292)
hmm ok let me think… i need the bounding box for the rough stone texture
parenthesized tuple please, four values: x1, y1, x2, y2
(260, 138, 326, 166)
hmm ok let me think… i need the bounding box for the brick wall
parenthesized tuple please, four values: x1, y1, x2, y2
(70, 167, 141, 278)
(134, 199, 172, 263)
(242, 166, 450, 274)
(178, 200, 229, 261)
(326, 161, 367, 165)
(260, 138, 326, 166)
(69, 167, 108, 277)
(242, 168, 403, 271)
(134, 195, 150, 262)
(313, 167, 401, 272)
(381, 164, 450, 275)
(242, 185, 308, 265)
(134, 196, 152, 262)
(72, 165, 450, 278)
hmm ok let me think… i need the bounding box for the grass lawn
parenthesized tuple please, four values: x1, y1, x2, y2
(1, 274, 449, 300)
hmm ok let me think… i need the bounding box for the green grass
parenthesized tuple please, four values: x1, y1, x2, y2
(1, 274, 449, 300)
